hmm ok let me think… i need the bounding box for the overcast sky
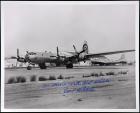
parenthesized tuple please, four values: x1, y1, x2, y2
(2, 2, 136, 60)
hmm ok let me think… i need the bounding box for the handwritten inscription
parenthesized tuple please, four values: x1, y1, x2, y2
(40, 78, 111, 94)
(42, 78, 111, 88)
(64, 86, 95, 94)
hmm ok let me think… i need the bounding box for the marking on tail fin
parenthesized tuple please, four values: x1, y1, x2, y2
(82, 41, 88, 54)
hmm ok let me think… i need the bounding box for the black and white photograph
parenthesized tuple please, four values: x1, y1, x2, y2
(1, 1, 139, 112)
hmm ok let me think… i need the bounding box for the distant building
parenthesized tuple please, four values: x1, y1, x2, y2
(5, 58, 27, 68)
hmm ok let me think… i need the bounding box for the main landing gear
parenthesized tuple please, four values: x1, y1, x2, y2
(39, 63, 47, 69)
(27, 63, 47, 70)
(66, 61, 73, 69)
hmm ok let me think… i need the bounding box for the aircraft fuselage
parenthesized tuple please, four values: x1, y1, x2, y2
(28, 52, 62, 64)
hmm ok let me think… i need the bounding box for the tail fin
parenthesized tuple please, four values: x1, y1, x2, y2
(116, 54, 126, 62)
(119, 54, 125, 61)
(82, 41, 88, 54)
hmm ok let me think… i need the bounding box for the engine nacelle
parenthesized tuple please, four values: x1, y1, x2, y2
(18, 58, 25, 62)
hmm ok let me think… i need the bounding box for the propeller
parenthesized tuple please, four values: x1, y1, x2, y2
(73, 45, 78, 54)
(56, 46, 66, 65)
(10, 56, 17, 59)
(56, 46, 66, 58)
(56, 46, 62, 66)
(73, 44, 86, 55)
(17, 48, 19, 58)
(8, 49, 36, 68)
(57, 46, 60, 58)
(72, 44, 87, 62)
(10, 49, 27, 63)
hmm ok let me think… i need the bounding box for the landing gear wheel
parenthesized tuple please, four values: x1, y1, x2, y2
(66, 62, 73, 69)
(39, 63, 47, 69)
(27, 66, 32, 70)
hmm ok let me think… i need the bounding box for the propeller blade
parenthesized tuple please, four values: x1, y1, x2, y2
(73, 45, 78, 53)
(57, 46, 60, 57)
(10, 56, 17, 59)
(79, 50, 85, 54)
(17, 48, 19, 58)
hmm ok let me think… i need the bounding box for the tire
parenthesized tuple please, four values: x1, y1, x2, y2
(66, 62, 73, 68)
(39, 63, 47, 69)
(27, 66, 32, 70)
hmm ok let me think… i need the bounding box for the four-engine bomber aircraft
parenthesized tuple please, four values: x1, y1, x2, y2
(10, 41, 135, 70)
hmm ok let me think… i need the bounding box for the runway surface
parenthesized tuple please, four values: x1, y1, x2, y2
(4, 65, 136, 109)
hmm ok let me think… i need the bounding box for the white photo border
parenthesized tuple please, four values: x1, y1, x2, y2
(1, 1, 139, 112)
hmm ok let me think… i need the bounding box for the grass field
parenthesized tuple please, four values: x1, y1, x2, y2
(4, 65, 136, 109)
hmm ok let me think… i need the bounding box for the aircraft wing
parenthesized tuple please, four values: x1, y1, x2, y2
(59, 51, 76, 57)
(85, 49, 135, 58)
(66, 51, 76, 55)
